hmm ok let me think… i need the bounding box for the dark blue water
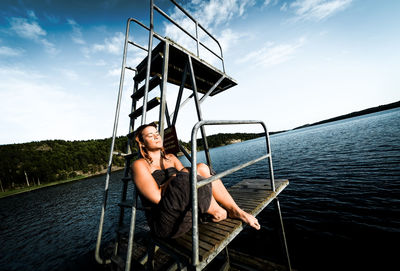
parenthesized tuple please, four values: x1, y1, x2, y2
(1, 108, 399, 271)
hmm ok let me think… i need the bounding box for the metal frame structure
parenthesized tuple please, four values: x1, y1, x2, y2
(95, 1, 291, 270)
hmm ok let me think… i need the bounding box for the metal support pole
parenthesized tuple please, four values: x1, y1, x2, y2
(190, 129, 200, 267)
(95, 17, 132, 265)
(199, 75, 225, 104)
(195, 21, 199, 57)
(275, 198, 292, 271)
(125, 191, 138, 271)
(260, 122, 276, 191)
(187, 56, 212, 169)
(171, 61, 188, 125)
(142, 0, 155, 125)
(158, 42, 169, 138)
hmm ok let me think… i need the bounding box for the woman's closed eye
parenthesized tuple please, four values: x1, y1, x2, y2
(145, 132, 160, 139)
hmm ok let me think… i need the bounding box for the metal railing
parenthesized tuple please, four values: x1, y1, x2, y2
(155, 0, 226, 72)
(189, 120, 276, 267)
(124, 0, 226, 72)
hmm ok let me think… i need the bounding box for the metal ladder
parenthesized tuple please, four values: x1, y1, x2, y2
(95, 1, 291, 270)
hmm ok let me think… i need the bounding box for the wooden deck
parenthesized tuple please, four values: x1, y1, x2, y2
(152, 178, 289, 270)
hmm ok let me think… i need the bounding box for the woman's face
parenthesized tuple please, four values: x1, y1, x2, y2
(141, 126, 163, 150)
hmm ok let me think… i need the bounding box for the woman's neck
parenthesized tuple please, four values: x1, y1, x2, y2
(147, 149, 161, 165)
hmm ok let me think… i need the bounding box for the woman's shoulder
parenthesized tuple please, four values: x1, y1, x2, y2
(165, 153, 177, 160)
(132, 158, 149, 169)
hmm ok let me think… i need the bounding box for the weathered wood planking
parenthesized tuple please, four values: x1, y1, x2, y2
(153, 179, 289, 268)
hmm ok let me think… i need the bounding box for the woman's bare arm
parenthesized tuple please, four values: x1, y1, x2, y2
(132, 159, 162, 204)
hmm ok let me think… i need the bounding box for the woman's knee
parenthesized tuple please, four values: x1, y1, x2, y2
(197, 163, 211, 177)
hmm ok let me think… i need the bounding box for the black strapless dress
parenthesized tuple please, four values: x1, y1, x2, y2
(139, 167, 212, 239)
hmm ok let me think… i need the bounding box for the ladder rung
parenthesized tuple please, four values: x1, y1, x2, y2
(118, 200, 134, 208)
(129, 97, 160, 119)
(113, 152, 138, 160)
(125, 66, 137, 72)
(122, 153, 137, 161)
(133, 52, 163, 83)
(131, 75, 161, 101)
(127, 40, 148, 52)
(121, 177, 132, 182)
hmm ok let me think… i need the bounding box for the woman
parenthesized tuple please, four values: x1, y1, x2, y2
(131, 122, 260, 239)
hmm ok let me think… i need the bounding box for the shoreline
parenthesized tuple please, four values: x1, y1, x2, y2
(0, 167, 124, 199)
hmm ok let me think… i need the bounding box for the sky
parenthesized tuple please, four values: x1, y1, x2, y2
(1, 0, 399, 145)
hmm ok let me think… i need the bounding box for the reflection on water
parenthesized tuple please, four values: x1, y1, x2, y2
(1, 108, 399, 271)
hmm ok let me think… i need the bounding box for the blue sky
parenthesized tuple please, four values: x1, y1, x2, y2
(1, 0, 399, 144)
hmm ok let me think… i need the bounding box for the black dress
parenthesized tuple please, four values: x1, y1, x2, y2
(139, 167, 212, 239)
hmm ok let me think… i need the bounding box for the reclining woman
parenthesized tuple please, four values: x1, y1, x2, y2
(132, 122, 260, 239)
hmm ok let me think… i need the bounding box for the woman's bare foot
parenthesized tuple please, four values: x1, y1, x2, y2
(206, 196, 227, 222)
(229, 209, 261, 230)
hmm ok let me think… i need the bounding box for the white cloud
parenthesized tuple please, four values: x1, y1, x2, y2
(263, 0, 279, 7)
(217, 28, 241, 53)
(92, 32, 124, 55)
(163, 0, 255, 61)
(67, 19, 85, 45)
(0, 46, 25, 57)
(264, 0, 272, 6)
(290, 0, 353, 21)
(9, 16, 58, 55)
(280, 2, 288, 11)
(237, 37, 306, 67)
(107, 67, 121, 77)
(27, 10, 37, 20)
(0, 66, 113, 144)
(40, 38, 58, 55)
(9, 17, 46, 40)
(60, 69, 79, 80)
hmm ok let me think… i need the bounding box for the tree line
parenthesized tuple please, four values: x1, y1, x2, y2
(179, 132, 261, 151)
(0, 137, 129, 191)
(0, 133, 260, 191)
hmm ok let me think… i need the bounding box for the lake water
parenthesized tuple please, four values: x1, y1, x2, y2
(1, 108, 399, 271)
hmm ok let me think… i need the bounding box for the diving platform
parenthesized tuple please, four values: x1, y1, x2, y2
(134, 39, 237, 96)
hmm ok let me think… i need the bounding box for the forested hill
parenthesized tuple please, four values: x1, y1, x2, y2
(180, 133, 261, 151)
(0, 137, 128, 191)
(0, 133, 260, 191)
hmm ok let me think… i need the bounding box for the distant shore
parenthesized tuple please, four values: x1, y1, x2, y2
(267, 100, 400, 136)
(0, 167, 124, 199)
(293, 100, 400, 130)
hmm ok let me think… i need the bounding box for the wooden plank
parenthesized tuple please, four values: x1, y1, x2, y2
(231, 191, 271, 198)
(217, 219, 238, 228)
(198, 223, 231, 237)
(210, 222, 235, 232)
(181, 233, 214, 252)
(199, 228, 226, 241)
(233, 196, 268, 203)
(153, 179, 289, 268)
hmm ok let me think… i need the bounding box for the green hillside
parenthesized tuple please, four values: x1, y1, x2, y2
(0, 133, 260, 193)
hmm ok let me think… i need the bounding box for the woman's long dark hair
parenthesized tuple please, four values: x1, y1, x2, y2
(134, 122, 167, 164)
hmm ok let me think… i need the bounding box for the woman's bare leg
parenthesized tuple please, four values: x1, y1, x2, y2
(206, 196, 227, 222)
(197, 163, 260, 230)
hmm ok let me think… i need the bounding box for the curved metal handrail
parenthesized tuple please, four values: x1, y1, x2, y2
(190, 120, 275, 267)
